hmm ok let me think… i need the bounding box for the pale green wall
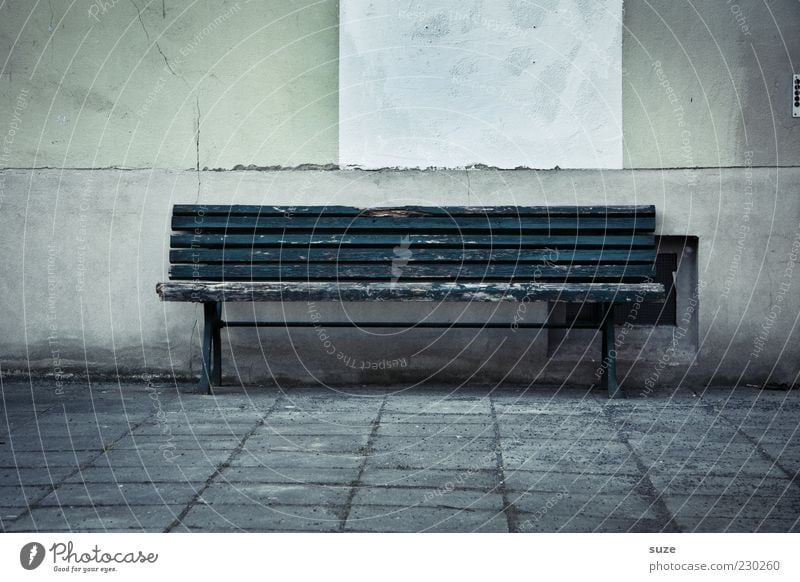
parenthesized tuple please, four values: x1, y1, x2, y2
(2, 1, 798, 170)
(0, 0, 339, 169)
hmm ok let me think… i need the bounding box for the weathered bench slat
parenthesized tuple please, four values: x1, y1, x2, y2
(173, 204, 656, 218)
(173, 216, 656, 233)
(170, 248, 657, 264)
(171, 233, 657, 249)
(157, 281, 666, 303)
(169, 263, 656, 281)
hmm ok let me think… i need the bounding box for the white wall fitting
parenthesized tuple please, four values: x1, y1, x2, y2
(339, 0, 623, 169)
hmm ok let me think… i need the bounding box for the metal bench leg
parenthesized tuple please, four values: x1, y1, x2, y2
(198, 302, 217, 395)
(212, 303, 222, 386)
(601, 303, 621, 399)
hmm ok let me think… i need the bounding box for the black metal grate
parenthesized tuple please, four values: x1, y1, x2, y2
(564, 253, 678, 326)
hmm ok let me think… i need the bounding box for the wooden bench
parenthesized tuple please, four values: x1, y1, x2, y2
(156, 204, 665, 397)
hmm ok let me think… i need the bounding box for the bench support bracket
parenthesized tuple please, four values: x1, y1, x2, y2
(601, 303, 621, 399)
(199, 302, 222, 395)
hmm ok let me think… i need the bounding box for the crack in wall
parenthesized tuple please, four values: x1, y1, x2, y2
(129, 0, 177, 76)
(194, 95, 201, 201)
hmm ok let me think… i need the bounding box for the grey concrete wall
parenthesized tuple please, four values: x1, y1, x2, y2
(1, 1, 799, 389)
(623, 0, 800, 168)
(2, 167, 798, 388)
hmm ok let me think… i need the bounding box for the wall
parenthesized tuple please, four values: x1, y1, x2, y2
(0, 0, 338, 169)
(623, 0, 800, 167)
(1, 1, 799, 390)
(339, 0, 623, 169)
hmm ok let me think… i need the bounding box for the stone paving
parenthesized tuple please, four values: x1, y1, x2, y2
(1, 380, 798, 532)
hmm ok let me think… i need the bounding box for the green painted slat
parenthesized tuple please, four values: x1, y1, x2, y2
(168, 263, 655, 281)
(157, 281, 667, 303)
(170, 233, 657, 249)
(169, 248, 657, 264)
(173, 204, 656, 218)
(172, 215, 656, 233)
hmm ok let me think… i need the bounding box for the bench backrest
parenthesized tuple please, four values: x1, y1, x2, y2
(168, 205, 658, 284)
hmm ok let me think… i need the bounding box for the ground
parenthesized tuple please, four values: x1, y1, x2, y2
(1, 380, 798, 533)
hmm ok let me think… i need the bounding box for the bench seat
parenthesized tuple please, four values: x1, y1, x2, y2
(157, 281, 666, 304)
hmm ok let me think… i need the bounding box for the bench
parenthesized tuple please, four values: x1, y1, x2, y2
(156, 204, 665, 397)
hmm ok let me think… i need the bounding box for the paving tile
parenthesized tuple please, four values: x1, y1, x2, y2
(0, 485, 50, 507)
(359, 468, 498, 490)
(351, 486, 504, 510)
(230, 451, 364, 470)
(663, 493, 800, 521)
(111, 435, 242, 450)
(649, 473, 798, 497)
(0, 450, 98, 468)
(381, 413, 491, 425)
(366, 449, 497, 471)
(379, 422, 494, 438)
(260, 422, 373, 436)
(517, 514, 672, 533)
(499, 422, 619, 441)
(501, 441, 633, 467)
(639, 456, 788, 477)
(218, 465, 357, 485)
(383, 398, 492, 415)
(64, 463, 214, 484)
(132, 423, 255, 436)
(344, 505, 508, 532)
(1, 507, 30, 523)
(509, 489, 659, 520)
(242, 433, 371, 453)
(179, 503, 341, 532)
(0, 467, 73, 487)
(504, 470, 645, 496)
(37, 482, 199, 506)
(199, 482, 351, 506)
(5, 505, 184, 532)
(503, 457, 644, 476)
(372, 435, 496, 452)
(96, 449, 230, 468)
(674, 515, 800, 533)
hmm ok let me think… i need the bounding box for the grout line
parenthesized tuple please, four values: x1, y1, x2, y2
(601, 404, 681, 532)
(337, 395, 388, 532)
(489, 395, 518, 533)
(163, 393, 288, 532)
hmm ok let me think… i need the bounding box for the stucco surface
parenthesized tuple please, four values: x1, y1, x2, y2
(1, 167, 797, 387)
(0, 0, 339, 169)
(339, 0, 623, 169)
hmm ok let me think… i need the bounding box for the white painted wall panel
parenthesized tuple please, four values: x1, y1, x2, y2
(339, 0, 623, 169)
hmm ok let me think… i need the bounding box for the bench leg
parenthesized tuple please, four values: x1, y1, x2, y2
(212, 303, 222, 386)
(601, 304, 621, 399)
(198, 302, 218, 395)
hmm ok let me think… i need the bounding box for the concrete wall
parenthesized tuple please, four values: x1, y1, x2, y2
(1, 1, 799, 389)
(623, 0, 800, 168)
(339, 0, 623, 169)
(0, 0, 339, 169)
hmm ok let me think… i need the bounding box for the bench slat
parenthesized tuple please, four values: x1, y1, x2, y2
(168, 263, 655, 281)
(170, 248, 657, 264)
(171, 233, 657, 249)
(173, 216, 655, 233)
(173, 204, 656, 218)
(157, 281, 666, 303)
